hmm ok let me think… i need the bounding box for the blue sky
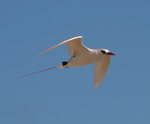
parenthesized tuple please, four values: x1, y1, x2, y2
(1, 0, 150, 124)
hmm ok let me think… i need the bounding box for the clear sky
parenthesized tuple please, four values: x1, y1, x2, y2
(1, 0, 150, 124)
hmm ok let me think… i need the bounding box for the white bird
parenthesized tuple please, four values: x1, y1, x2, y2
(16, 36, 115, 88)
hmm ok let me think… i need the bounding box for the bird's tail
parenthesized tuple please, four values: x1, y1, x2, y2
(15, 65, 64, 79)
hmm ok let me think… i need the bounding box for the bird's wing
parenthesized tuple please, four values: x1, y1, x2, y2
(94, 56, 111, 88)
(39, 36, 90, 57)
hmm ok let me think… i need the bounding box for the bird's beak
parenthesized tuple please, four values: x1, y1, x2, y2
(107, 52, 115, 55)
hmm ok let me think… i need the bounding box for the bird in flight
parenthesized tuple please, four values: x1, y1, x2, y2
(16, 36, 115, 88)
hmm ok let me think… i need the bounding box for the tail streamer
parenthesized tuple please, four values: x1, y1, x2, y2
(15, 66, 58, 79)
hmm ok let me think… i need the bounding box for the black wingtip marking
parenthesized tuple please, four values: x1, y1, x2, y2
(62, 61, 68, 66)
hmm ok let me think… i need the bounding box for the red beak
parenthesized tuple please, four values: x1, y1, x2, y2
(107, 52, 115, 55)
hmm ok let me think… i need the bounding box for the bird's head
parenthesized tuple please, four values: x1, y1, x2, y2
(99, 49, 115, 56)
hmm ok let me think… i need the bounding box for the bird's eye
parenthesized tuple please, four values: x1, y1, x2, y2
(101, 50, 106, 54)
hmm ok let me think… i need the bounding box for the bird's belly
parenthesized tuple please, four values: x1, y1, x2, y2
(67, 53, 101, 67)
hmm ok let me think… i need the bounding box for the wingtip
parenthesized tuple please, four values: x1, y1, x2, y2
(94, 83, 101, 89)
(94, 85, 99, 89)
(38, 52, 44, 56)
(38, 49, 51, 55)
(38, 53, 43, 56)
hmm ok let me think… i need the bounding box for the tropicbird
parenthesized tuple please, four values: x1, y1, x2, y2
(16, 36, 115, 88)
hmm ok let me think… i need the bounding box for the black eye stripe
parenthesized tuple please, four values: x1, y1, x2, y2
(101, 50, 106, 54)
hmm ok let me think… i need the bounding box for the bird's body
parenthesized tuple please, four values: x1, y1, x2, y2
(64, 49, 103, 67)
(16, 36, 115, 88)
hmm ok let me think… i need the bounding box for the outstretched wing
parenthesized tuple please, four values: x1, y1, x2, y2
(39, 36, 90, 58)
(94, 56, 111, 88)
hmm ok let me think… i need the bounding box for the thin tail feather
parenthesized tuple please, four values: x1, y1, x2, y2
(15, 65, 63, 79)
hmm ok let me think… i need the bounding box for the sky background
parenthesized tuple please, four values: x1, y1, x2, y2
(0, 0, 150, 124)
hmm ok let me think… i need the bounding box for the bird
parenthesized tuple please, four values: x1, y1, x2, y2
(16, 36, 115, 88)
